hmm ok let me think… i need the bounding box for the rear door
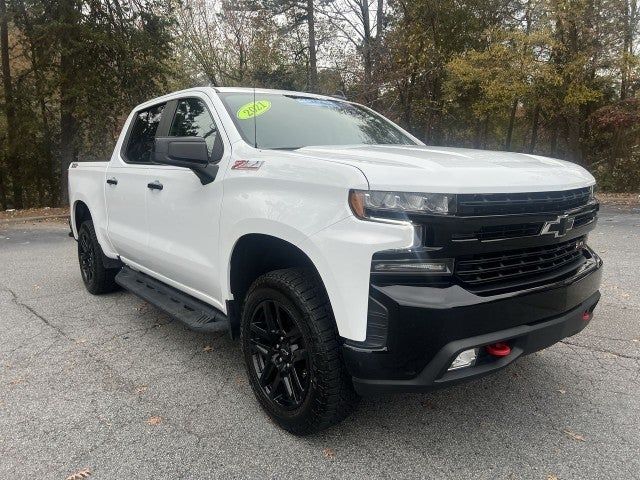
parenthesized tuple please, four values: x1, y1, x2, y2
(144, 94, 229, 309)
(106, 102, 168, 266)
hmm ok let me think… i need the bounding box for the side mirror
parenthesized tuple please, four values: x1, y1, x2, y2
(153, 137, 219, 185)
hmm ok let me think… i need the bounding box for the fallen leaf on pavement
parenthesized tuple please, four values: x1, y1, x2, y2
(135, 385, 148, 394)
(323, 448, 336, 459)
(557, 389, 566, 394)
(65, 468, 92, 480)
(547, 475, 559, 480)
(147, 416, 163, 425)
(203, 345, 213, 352)
(421, 399, 437, 410)
(562, 429, 585, 442)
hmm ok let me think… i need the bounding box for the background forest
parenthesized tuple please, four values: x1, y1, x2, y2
(0, 0, 638, 208)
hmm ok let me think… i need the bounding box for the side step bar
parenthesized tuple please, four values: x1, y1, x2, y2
(115, 266, 230, 334)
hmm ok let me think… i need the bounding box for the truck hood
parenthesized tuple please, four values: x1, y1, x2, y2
(295, 145, 595, 193)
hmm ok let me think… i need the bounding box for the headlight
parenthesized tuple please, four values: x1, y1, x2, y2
(589, 185, 595, 200)
(349, 189, 456, 220)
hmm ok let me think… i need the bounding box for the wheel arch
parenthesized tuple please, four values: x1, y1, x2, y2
(72, 200, 92, 237)
(227, 233, 335, 335)
(72, 198, 121, 269)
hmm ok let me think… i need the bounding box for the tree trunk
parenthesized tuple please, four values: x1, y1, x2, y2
(566, 113, 583, 164)
(376, 0, 383, 39)
(58, 0, 77, 206)
(473, 118, 483, 148)
(0, 161, 7, 209)
(529, 103, 540, 153)
(306, 0, 318, 92)
(550, 119, 559, 157)
(59, 62, 76, 206)
(481, 115, 490, 149)
(505, 98, 518, 150)
(0, 0, 23, 208)
(620, 0, 637, 100)
(360, 0, 373, 102)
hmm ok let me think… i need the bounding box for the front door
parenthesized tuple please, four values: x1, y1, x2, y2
(144, 95, 229, 310)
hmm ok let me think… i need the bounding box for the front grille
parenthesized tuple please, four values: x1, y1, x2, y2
(457, 187, 591, 216)
(573, 208, 598, 228)
(456, 237, 587, 292)
(452, 222, 542, 242)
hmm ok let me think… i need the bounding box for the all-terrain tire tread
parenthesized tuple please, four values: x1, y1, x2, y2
(79, 220, 119, 295)
(242, 267, 359, 435)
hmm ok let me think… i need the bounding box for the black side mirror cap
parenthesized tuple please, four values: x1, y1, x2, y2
(153, 137, 218, 185)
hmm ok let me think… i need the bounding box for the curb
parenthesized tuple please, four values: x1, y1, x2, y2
(0, 214, 69, 224)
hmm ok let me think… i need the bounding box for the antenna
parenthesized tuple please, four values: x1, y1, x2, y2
(253, 86, 258, 149)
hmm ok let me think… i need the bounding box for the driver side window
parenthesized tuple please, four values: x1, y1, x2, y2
(169, 98, 222, 161)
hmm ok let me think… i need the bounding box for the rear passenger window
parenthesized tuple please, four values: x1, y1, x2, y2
(170, 98, 221, 160)
(125, 103, 165, 163)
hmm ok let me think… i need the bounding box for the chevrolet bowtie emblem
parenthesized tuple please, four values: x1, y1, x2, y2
(541, 214, 575, 238)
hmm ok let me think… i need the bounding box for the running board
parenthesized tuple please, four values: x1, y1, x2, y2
(115, 266, 230, 334)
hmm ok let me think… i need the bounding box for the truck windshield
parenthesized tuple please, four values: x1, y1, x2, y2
(218, 92, 416, 149)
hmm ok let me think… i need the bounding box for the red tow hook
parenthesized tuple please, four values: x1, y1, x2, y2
(582, 311, 592, 321)
(485, 342, 511, 357)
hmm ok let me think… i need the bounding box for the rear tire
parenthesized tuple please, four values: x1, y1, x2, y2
(241, 268, 359, 435)
(77, 220, 119, 295)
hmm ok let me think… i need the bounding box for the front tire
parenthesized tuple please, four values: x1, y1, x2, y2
(77, 220, 119, 295)
(241, 268, 359, 435)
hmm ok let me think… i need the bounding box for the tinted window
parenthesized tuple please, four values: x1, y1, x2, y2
(219, 93, 416, 149)
(125, 103, 165, 163)
(170, 98, 220, 159)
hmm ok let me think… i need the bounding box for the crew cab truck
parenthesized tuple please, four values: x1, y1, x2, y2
(68, 87, 602, 434)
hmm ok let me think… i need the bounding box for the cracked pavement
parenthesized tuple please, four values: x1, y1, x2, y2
(1, 206, 639, 480)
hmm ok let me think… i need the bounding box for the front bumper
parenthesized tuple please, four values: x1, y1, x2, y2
(343, 253, 602, 395)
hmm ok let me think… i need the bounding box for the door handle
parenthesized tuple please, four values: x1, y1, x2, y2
(106, 177, 118, 185)
(147, 180, 163, 191)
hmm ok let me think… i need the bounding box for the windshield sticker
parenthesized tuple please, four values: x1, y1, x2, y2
(237, 100, 271, 120)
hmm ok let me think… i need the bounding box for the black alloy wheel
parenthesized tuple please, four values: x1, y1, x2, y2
(241, 268, 359, 435)
(77, 220, 120, 295)
(78, 228, 96, 285)
(249, 299, 311, 409)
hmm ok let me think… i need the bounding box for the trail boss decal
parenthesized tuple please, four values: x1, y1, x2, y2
(236, 100, 271, 120)
(232, 160, 264, 170)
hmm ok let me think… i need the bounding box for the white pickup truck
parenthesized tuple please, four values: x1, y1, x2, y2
(68, 87, 602, 434)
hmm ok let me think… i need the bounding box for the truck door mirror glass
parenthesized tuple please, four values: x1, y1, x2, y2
(153, 137, 219, 185)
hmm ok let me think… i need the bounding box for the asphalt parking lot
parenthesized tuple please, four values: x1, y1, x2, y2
(1, 206, 639, 480)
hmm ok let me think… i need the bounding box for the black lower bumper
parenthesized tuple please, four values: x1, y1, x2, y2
(344, 255, 602, 395)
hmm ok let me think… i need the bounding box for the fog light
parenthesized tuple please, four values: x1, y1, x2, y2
(448, 348, 478, 371)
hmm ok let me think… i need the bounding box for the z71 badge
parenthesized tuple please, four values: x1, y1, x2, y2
(232, 160, 264, 170)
